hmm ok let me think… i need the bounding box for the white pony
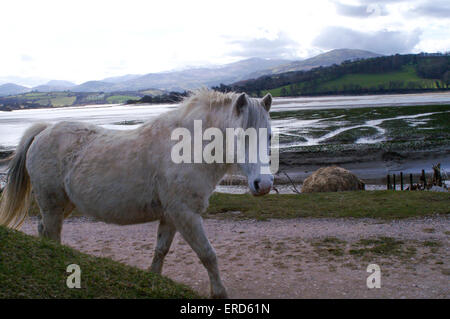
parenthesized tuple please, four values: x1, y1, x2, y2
(0, 89, 273, 298)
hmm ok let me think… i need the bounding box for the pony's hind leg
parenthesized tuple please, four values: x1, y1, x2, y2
(38, 208, 64, 242)
(150, 218, 176, 274)
(171, 211, 228, 299)
(35, 190, 73, 243)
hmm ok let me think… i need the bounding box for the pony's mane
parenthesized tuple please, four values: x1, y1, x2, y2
(167, 88, 266, 131)
(180, 88, 237, 113)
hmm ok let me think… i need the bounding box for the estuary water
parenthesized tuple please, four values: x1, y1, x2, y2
(1, 92, 450, 150)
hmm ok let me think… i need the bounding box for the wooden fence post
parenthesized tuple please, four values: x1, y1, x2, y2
(410, 173, 413, 190)
(393, 174, 396, 191)
(421, 169, 426, 189)
(400, 172, 403, 190)
(387, 174, 391, 190)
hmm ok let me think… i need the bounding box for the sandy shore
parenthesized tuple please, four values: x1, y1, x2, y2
(21, 216, 449, 298)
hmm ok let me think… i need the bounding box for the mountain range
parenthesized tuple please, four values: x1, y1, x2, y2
(0, 49, 382, 96)
(0, 83, 30, 96)
(245, 49, 383, 78)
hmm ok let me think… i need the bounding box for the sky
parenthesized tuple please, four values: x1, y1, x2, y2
(0, 0, 449, 85)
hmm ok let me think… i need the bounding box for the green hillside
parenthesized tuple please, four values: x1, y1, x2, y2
(0, 225, 199, 298)
(265, 65, 442, 97)
(217, 54, 450, 97)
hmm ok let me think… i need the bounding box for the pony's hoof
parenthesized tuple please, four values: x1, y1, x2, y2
(211, 289, 228, 299)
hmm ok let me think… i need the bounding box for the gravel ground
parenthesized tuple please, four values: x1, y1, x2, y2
(21, 216, 449, 299)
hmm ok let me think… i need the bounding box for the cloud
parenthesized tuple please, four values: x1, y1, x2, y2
(409, 1, 450, 18)
(359, 0, 407, 3)
(229, 32, 299, 59)
(313, 26, 422, 55)
(333, 1, 388, 18)
(20, 54, 33, 62)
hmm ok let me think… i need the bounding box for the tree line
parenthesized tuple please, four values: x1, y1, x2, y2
(126, 91, 188, 104)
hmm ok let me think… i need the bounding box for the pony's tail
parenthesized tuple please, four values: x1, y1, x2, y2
(0, 123, 48, 229)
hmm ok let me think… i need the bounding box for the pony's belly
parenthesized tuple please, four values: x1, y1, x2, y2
(68, 193, 164, 225)
(80, 207, 161, 225)
(64, 172, 162, 225)
(99, 212, 159, 225)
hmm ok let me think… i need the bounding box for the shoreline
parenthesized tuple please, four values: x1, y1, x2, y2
(1, 91, 450, 112)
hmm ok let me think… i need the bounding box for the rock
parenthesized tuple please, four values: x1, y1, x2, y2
(428, 186, 448, 192)
(301, 166, 365, 193)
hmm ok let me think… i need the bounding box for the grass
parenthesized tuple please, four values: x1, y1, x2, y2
(140, 89, 165, 96)
(318, 66, 439, 92)
(0, 226, 200, 298)
(50, 96, 77, 107)
(25, 190, 450, 221)
(349, 237, 413, 258)
(441, 269, 450, 276)
(422, 240, 442, 247)
(266, 65, 442, 97)
(204, 191, 450, 220)
(311, 237, 347, 257)
(106, 95, 140, 104)
(307, 236, 446, 261)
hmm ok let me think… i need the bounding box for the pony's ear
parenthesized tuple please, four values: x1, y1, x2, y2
(234, 93, 247, 115)
(261, 93, 272, 111)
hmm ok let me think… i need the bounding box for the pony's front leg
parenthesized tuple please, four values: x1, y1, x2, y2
(172, 211, 228, 299)
(150, 218, 176, 274)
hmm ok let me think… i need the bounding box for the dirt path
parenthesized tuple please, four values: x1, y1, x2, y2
(21, 216, 449, 298)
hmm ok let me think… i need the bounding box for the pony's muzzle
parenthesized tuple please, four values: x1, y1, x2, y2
(249, 175, 273, 196)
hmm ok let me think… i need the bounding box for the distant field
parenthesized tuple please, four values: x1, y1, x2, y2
(50, 96, 77, 106)
(140, 89, 165, 96)
(0, 91, 145, 110)
(4, 92, 78, 107)
(266, 66, 443, 97)
(106, 95, 140, 104)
